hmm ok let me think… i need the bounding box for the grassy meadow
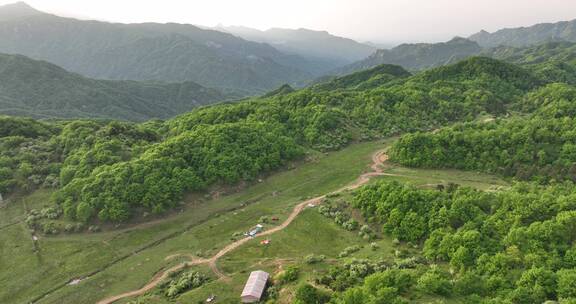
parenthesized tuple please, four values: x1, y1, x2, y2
(0, 138, 509, 304)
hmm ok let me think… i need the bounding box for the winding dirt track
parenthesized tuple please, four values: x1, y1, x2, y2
(97, 150, 394, 304)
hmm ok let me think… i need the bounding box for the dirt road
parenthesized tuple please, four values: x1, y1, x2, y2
(97, 150, 391, 304)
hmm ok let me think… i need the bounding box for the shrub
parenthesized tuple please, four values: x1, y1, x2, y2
(294, 283, 330, 304)
(276, 266, 300, 285)
(339, 245, 361, 258)
(305, 254, 326, 264)
(417, 268, 453, 296)
(162, 270, 209, 298)
(342, 219, 359, 231)
(41, 222, 59, 235)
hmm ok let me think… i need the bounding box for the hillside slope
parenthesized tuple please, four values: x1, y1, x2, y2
(0, 53, 230, 121)
(485, 41, 576, 84)
(313, 64, 411, 91)
(337, 37, 482, 74)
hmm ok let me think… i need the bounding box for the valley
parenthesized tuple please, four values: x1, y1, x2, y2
(1, 2, 576, 303)
(1, 139, 509, 304)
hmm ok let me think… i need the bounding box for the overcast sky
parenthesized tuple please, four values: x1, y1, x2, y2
(3, 0, 576, 43)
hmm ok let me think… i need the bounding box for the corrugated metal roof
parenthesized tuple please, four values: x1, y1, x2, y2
(241, 270, 269, 300)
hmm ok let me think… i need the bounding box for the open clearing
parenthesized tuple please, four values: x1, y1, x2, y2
(0, 139, 508, 304)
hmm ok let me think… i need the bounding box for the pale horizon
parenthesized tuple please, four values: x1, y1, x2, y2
(1, 0, 576, 44)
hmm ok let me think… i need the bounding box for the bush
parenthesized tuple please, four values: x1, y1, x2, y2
(161, 270, 209, 298)
(41, 222, 59, 235)
(395, 256, 423, 269)
(339, 245, 361, 258)
(276, 266, 300, 285)
(294, 283, 330, 304)
(305, 254, 326, 264)
(342, 219, 359, 231)
(417, 268, 453, 296)
(359, 225, 374, 240)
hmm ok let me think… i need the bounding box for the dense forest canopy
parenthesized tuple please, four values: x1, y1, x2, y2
(330, 180, 576, 304)
(389, 83, 576, 182)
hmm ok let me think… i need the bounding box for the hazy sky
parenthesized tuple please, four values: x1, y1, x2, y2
(3, 0, 576, 43)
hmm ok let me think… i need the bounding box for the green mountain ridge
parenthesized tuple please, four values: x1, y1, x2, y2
(314, 64, 411, 91)
(332, 38, 576, 84)
(469, 18, 576, 48)
(337, 37, 482, 74)
(0, 53, 231, 121)
(484, 41, 576, 84)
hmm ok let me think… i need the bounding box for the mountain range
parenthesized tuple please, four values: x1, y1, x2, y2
(469, 19, 576, 48)
(215, 25, 376, 69)
(0, 53, 230, 121)
(332, 18, 576, 77)
(336, 37, 482, 75)
(0, 1, 575, 122)
(0, 2, 330, 93)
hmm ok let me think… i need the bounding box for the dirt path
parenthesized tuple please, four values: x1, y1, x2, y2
(97, 150, 392, 304)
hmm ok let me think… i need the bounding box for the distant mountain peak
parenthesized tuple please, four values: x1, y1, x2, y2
(1, 2, 38, 11)
(448, 36, 469, 42)
(0, 1, 43, 20)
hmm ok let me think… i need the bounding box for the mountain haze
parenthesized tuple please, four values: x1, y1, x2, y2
(0, 2, 322, 93)
(216, 26, 376, 70)
(0, 53, 230, 121)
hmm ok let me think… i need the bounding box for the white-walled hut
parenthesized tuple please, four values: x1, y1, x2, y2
(241, 270, 269, 303)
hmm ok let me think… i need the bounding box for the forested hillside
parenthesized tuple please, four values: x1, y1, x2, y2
(389, 83, 576, 182)
(337, 37, 482, 74)
(0, 53, 230, 121)
(303, 41, 576, 304)
(0, 2, 320, 93)
(337, 35, 576, 79)
(486, 41, 576, 85)
(0, 56, 552, 224)
(329, 180, 576, 303)
(313, 64, 411, 91)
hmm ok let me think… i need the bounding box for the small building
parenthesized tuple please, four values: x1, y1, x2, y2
(247, 224, 264, 237)
(241, 270, 269, 303)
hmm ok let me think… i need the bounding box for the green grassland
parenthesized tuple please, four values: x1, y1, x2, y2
(380, 165, 509, 191)
(1, 140, 381, 304)
(1, 138, 509, 304)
